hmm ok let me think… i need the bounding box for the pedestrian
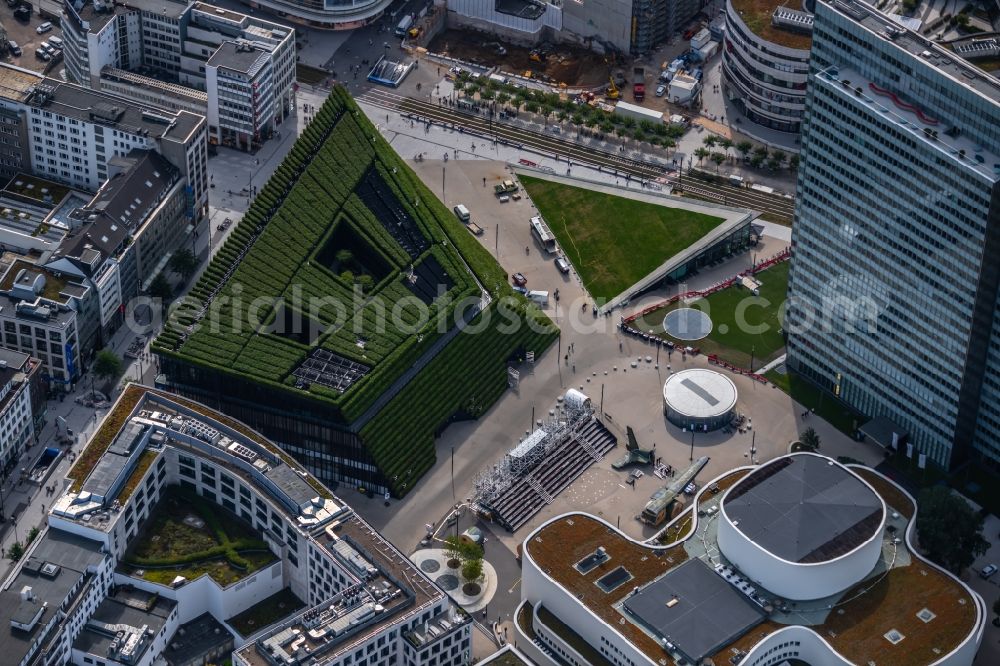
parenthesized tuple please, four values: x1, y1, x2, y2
(483, 177, 486, 187)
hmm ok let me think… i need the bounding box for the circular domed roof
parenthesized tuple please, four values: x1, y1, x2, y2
(662, 369, 738, 420)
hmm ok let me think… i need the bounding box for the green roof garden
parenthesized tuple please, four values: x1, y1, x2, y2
(154, 88, 558, 495)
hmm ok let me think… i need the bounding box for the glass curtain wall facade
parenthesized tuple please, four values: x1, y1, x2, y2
(787, 0, 1000, 469)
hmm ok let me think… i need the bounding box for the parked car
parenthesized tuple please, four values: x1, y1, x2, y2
(35, 48, 50, 61)
(655, 84, 667, 97)
(37, 21, 53, 34)
(555, 256, 571, 274)
(980, 564, 998, 579)
(512, 272, 527, 287)
(13, 6, 30, 21)
(8, 41, 21, 57)
(48, 36, 63, 48)
(40, 42, 55, 55)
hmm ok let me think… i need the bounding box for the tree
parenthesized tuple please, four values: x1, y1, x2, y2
(799, 427, 821, 450)
(736, 140, 754, 161)
(26, 526, 39, 544)
(496, 92, 511, 108)
(789, 154, 801, 170)
(771, 149, 787, 166)
(767, 157, 782, 171)
(694, 147, 710, 165)
(356, 274, 374, 293)
(703, 135, 718, 148)
(916, 486, 989, 574)
(719, 137, 734, 161)
(93, 349, 123, 382)
(752, 145, 769, 161)
(749, 153, 766, 169)
(461, 558, 484, 582)
(168, 248, 198, 280)
(149, 273, 173, 302)
(7, 541, 24, 561)
(710, 152, 726, 173)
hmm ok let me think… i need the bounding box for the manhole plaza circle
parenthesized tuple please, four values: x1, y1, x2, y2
(420, 559, 441, 574)
(663, 307, 713, 341)
(437, 574, 459, 591)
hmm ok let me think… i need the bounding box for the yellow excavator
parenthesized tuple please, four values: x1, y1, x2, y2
(607, 76, 620, 100)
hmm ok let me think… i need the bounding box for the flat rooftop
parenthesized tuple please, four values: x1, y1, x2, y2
(831, 0, 1000, 97)
(730, 0, 813, 51)
(622, 558, 764, 663)
(207, 41, 269, 75)
(72, 589, 175, 664)
(723, 455, 884, 563)
(20, 75, 203, 144)
(0, 530, 106, 662)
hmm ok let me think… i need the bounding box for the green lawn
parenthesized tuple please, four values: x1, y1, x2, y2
(124, 487, 276, 587)
(635, 261, 790, 368)
(520, 175, 725, 301)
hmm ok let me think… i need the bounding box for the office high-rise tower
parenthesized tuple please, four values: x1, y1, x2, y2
(787, 0, 1000, 469)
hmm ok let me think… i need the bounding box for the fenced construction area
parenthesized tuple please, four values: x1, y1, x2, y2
(154, 88, 558, 495)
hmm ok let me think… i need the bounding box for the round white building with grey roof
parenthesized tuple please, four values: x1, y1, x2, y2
(662, 369, 738, 431)
(717, 453, 887, 601)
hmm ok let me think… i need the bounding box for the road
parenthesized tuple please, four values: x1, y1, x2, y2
(356, 86, 796, 224)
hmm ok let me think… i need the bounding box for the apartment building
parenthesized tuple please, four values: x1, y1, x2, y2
(0, 385, 472, 666)
(63, 0, 295, 151)
(0, 348, 42, 475)
(787, 0, 1000, 468)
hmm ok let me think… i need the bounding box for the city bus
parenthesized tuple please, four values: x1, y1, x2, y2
(529, 216, 558, 254)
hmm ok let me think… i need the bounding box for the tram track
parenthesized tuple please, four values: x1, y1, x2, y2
(356, 87, 796, 224)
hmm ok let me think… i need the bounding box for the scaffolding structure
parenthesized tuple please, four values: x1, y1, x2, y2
(472, 394, 593, 507)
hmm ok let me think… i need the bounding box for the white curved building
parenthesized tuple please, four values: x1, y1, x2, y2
(722, 0, 811, 139)
(662, 368, 738, 431)
(517, 453, 985, 666)
(241, 0, 393, 30)
(716, 453, 886, 600)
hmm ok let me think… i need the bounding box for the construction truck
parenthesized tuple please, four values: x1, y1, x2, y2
(607, 76, 620, 100)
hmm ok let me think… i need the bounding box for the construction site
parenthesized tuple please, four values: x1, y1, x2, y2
(427, 29, 612, 87)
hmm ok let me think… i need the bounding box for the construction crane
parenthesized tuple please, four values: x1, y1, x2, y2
(607, 76, 620, 100)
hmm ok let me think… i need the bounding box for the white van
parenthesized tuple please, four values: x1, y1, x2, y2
(48, 36, 63, 48)
(527, 290, 549, 306)
(453, 204, 470, 223)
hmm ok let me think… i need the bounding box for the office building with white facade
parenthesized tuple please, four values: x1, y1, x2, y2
(63, 0, 295, 151)
(1, 385, 471, 666)
(786, 0, 1000, 469)
(516, 453, 985, 666)
(721, 0, 811, 139)
(0, 348, 41, 475)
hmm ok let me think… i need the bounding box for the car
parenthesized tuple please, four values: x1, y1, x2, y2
(655, 84, 667, 97)
(498, 194, 510, 203)
(13, 6, 30, 21)
(48, 36, 63, 48)
(981, 564, 998, 579)
(512, 272, 527, 287)
(35, 48, 50, 61)
(555, 256, 571, 274)
(8, 41, 21, 57)
(40, 42, 54, 54)
(37, 21, 53, 34)
(512, 285, 527, 295)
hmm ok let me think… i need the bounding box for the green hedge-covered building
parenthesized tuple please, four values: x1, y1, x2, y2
(154, 88, 557, 496)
